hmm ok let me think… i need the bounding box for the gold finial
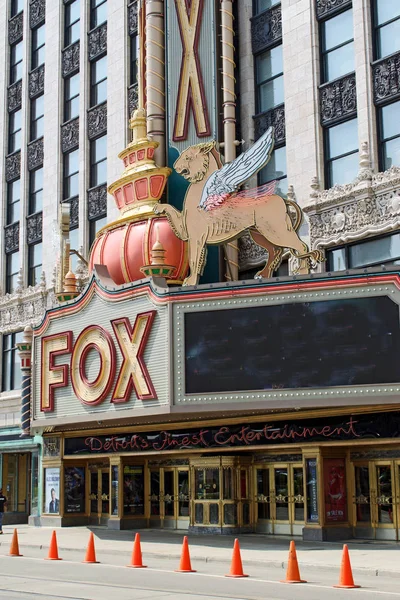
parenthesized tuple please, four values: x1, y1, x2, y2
(129, 107, 148, 144)
(63, 270, 78, 295)
(140, 226, 175, 280)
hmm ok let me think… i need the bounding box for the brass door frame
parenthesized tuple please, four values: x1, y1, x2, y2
(89, 467, 110, 524)
(149, 467, 190, 529)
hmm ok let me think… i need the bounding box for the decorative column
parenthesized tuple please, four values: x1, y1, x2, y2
(145, 0, 166, 166)
(221, 0, 238, 281)
(16, 325, 33, 438)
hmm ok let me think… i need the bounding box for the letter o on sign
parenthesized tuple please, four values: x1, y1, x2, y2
(71, 325, 116, 405)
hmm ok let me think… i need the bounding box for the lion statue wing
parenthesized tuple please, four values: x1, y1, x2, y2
(198, 127, 274, 210)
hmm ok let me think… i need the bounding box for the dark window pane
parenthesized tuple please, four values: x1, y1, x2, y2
(259, 146, 287, 182)
(327, 119, 358, 158)
(377, 20, 400, 58)
(92, 55, 107, 83)
(12, 41, 23, 65)
(256, 46, 283, 82)
(66, 0, 80, 25)
(93, 80, 107, 105)
(349, 233, 400, 268)
(11, 0, 24, 16)
(329, 152, 359, 186)
(66, 173, 79, 198)
(65, 149, 79, 175)
(322, 10, 353, 51)
(259, 75, 284, 113)
(66, 96, 80, 120)
(383, 138, 400, 170)
(255, 0, 280, 14)
(32, 95, 44, 120)
(375, 0, 400, 25)
(31, 167, 44, 191)
(89, 216, 107, 246)
(29, 243, 42, 287)
(324, 42, 355, 81)
(66, 73, 80, 100)
(92, 2, 107, 27)
(93, 135, 107, 162)
(92, 160, 107, 186)
(329, 248, 347, 271)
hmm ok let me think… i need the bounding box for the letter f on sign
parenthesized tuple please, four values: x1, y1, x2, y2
(111, 312, 157, 402)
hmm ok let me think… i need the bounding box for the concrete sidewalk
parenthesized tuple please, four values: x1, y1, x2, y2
(1, 525, 400, 578)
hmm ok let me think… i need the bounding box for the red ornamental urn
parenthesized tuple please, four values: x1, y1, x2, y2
(89, 108, 188, 285)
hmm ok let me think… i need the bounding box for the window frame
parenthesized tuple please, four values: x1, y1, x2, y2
(6, 179, 21, 225)
(8, 108, 22, 154)
(320, 7, 354, 84)
(2, 331, 23, 392)
(64, 0, 80, 48)
(89, 215, 107, 247)
(11, 0, 23, 17)
(31, 23, 46, 70)
(28, 241, 43, 287)
(89, 134, 107, 188)
(130, 33, 138, 87)
(324, 118, 359, 189)
(254, 44, 284, 115)
(90, 0, 107, 30)
(372, 0, 400, 60)
(6, 251, 20, 295)
(30, 94, 44, 142)
(377, 99, 400, 172)
(326, 231, 400, 272)
(10, 41, 23, 85)
(29, 167, 44, 215)
(64, 72, 80, 122)
(90, 55, 107, 107)
(63, 149, 79, 202)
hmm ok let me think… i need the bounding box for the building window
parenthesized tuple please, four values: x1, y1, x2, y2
(28, 242, 42, 287)
(321, 9, 354, 83)
(29, 167, 43, 214)
(63, 149, 79, 201)
(378, 100, 400, 171)
(130, 33, 138, 86)
(31, 24, 45, 70)
(8, 109, 22, 154)
(90, 135, 107, 187)
(11, 0, 23, 17)
(373, 1, 400, 60)
(30, 94, 44, 141)
(90, 0, 107, 29)
(325, 118, 358, 187)
(253, 0, 280, 15)
(6, 251, 20, 294)
(90, 55, 107, 107)
(255, 45, 284, 114)
(64, 73, 80, 121)
(259, 146, 287, 197)
(10, 41, 23, 84)
(327, 232, 400, 271)
(7, 179, 20, 225)
(89, 215, 107, 247)
(65, 0, 80, 47)
(2, 331, 23, 392)
(69, 226, 79, 271)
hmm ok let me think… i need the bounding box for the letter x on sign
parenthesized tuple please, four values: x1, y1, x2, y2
(173, 0, 211, 141)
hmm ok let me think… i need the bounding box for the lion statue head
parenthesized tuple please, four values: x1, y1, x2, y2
(174, 141, 216, 183)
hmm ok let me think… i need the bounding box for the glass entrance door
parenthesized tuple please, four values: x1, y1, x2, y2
(255, 463, 305, 535)
(89, 467, 110, 525)
(149, 467, 190, 529)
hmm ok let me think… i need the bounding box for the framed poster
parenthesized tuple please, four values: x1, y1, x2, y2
(64, 467, 85, 513)
(324, 458, 347, 522)
(44, 467, 60, 514)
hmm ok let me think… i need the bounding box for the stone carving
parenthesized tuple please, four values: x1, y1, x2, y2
(8, 80, 22, 112)
(251, 4, 281, 54)
(373, 51, 400, 105)
(62, 40, 80, 78)
(66, 196, 79, 228)
(88, 184, 107, 220)
(27, 212, 43, 245)
(5, 151, 21, 182)
(128, 0, 138, 35)
(4, 222, 20, 254)
(61, 117, 79, 152)
(27, 138, 44, 171)
(128, 83, 139, 116)
(316, 0, 352, 19)
(87, 102, 107, 138)
(0, 284, 55, 334)
(253, 104, 285, 143)
(320, 73, 357, 126)
(88, 22, 107, 61)
(239, 232, 267, 270)
(9, 12, 23, 45)
(30, 0, 45, 28)
(29, 64, 45, 98)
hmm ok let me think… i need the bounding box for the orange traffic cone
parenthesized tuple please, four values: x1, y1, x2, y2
(281, 540, 306, 583)
(225, 539, 248, 578)
(127, 533, 147, 568)
(82, 532, 99, 564)
(175, 536, 196, 573)
(45, 530, 61, 560)
(333, 544, 361, 589)
(9, 528, 22, 557)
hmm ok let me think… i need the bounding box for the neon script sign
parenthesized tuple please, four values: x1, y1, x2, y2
(40, 311, 156, 412)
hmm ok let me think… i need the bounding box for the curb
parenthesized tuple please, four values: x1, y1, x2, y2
(0, 541, 399, 579)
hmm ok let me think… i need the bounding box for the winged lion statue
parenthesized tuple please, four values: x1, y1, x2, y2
(154, 127, 324, 286)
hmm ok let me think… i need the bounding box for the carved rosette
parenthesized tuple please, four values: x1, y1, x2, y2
(319, 73, 357, 126)
(8, 80, 22, 112)
(128, 83, 139, 116)
(87, 102, 107, 139)
(128, 1, 138, 35)
(5, 151, 21, 182)
(88, 184, 107, 220)
(27, 212, 43, 245)
(253, 104, 285, 144)
(251, 4, 282, 54)
(9, 12, 23, 45)
(29, 64, 45, 99)
(29, 0, 45, 28)
(239, 233, 267, 271)
(61, 118, 79, 152)
(316, 0, 352, 19)
(27, 138, 44, 171)
(4, 222, 20, 254)
(373, 51, 400, 105)
(62, 40, 80, 78)
(88, 22, 107, 61)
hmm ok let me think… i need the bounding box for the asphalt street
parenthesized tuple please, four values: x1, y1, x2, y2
(0, 547, 400, 600)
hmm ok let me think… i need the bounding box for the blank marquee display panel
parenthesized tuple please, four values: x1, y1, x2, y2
(184, 297, 400, 394)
